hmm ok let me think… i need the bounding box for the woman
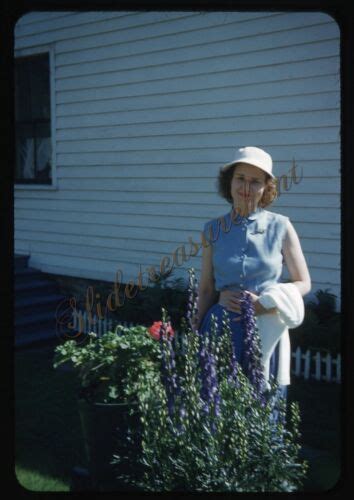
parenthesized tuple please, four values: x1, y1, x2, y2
(196, 146, 311, 413)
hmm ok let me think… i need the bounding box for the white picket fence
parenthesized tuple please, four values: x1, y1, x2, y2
(70, 310, 117, 338)
(70, 310, 341, 384)
(291, 346, 341, 383)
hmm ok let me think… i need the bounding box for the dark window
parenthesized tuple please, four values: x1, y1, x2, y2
(15, 53, 52, 184)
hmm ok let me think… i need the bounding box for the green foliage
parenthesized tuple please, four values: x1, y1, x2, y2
(53, 327, 161, 404)
(111, 273, 189, 329)
(291, 289, 340, 355)
(16, 347, 339, 492)
(307, 289, 337, 323)
(116, 313, 308, 492)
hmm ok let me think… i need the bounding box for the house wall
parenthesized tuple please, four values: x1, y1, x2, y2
(14, 11, 341, 309)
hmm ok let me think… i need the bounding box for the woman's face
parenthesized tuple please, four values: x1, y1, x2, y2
(230, 163, 267, 214)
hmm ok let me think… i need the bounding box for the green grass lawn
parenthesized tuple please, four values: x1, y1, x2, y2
(15, 345, 341, 492)
(15, 344, 87, 492)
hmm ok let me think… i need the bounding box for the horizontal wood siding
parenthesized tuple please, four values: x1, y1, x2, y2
(14, 11, 341, 308)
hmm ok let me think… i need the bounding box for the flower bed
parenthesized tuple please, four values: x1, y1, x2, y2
(112, 269, 308, 492)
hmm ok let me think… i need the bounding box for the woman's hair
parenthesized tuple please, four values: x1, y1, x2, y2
(217, 164, 278, 208)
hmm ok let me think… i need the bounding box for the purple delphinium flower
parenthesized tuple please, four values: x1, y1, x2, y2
(229, 339, 239, 386)
(198, 314, 221, 428)
(220, 308, 240, 387)
(159, 319, 180, 419)
(186, 268, 199, 332)
(208, 349, 220, 436)
(203, 350, 219, 421)
(213, 381, 221, 419)
(198, 340, 210, 415)
(240, 291, 267, 402)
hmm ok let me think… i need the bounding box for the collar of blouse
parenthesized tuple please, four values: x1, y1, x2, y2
(232, 205, 265, 221)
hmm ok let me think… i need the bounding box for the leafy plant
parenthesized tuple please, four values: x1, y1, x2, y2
(113, 269, 308, 492)
(307, 288, 337, 324)
(291, 289, 340, 355)
(53, 326, 161, 404)
(110, 271, 190, 329)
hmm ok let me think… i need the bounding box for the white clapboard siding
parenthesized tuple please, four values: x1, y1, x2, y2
(15, 217, 339, 257)
(16, 234, 339, 271)
(14, 11, 341, 309)
(55, 37, 338, 84)
(282, 266, 339, 286)
(56, 12, 333, 54)
(55, 145, 340, 167)
(15, 11, 78, 26)
(55, 90, 340, 128)
(14, 188, 340, 208)
(54, 23, 338, 81)
(294, 239, 339, 255)
(15, 230, 199, 255)
(295, 253, 340, 270)
(14, 11, 198, 47)
(56, 110, 340, 140)
(19, 251, 195, 283)
(14, 198, 340, 223)
(15, 237, 339, 283)
(51, 12, 331, 56)
(15, 242, 338, 302)
(56, 129, 339, 153)
(54, 49, 339, 91)
(15, 208, 206, 230)
(55, 21, 336, 74)
(53, 12, 287, 53)
(56, 58, 338, 105)
(15, 239, 191, 266)
(14, 205, 340, 246)
(13, 160, 340, 180)
(15, 11, 132, 34)
(14, 230, 339, 272)
(54, 174, 340, 195)
(14, 218, 200, 241)
(57, 75, 339, 117)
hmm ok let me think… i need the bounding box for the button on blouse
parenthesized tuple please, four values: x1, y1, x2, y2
(202, 207, 289, 295)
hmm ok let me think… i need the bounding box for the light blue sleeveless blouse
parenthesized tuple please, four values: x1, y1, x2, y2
(202, 207, 289, 295)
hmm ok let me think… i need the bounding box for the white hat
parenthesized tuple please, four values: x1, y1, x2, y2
(221, 146, 275, 179)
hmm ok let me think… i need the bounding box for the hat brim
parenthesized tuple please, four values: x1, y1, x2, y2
(221, 160, 275, 179)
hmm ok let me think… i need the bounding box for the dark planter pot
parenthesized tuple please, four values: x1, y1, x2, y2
(77, 398, 143, 491)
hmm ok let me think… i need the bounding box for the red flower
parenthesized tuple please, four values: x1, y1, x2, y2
(148, 321, 174, 341)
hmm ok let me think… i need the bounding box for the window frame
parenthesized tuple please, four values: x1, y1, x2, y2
(14, 45, 57, 190)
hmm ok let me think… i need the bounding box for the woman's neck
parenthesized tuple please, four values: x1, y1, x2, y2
(232, 204, 260, 218)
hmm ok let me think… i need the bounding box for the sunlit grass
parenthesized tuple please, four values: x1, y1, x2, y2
(15, 345, 87, 492)
(15, 465, 69, 492)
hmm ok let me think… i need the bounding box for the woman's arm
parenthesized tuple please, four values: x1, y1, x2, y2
(195, 239, 219, 329)
(282, 219, 312, 296)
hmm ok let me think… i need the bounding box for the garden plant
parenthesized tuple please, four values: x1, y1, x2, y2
(112, 268, 308, 492)
(53, 325, 161, 405)
(53, 324, 163, 490)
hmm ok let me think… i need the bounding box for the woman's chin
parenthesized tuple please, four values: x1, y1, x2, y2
(234, 199, 257, 215)
(236, 198, 254, 206)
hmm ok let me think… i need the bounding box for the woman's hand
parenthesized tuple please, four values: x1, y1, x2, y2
(218, 290, 276, 321)
(218, 290, 258, 321)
